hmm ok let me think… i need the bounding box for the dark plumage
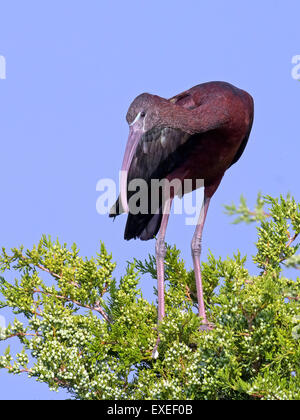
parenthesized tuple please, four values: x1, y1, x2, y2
(110, 81, 254, 241)
(110, 81, 254, 340)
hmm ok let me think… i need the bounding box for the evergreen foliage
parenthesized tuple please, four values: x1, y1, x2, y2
(0, 194, 299, 400)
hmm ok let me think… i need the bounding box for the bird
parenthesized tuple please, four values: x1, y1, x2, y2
(110, 81, 254, 331)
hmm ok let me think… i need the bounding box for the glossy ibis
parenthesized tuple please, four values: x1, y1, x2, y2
(110, 81, 254, 332)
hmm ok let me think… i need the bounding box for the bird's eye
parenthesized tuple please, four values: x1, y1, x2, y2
(140, 111, 146, 118)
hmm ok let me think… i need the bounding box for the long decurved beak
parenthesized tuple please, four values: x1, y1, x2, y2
(120, 126, 143, 213)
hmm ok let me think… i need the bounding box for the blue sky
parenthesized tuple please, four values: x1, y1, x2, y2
(0, 0, 299, 399)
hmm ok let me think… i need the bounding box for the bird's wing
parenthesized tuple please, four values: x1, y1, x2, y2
(169, 87, 202, 109)
(170, 83, 254, 169)
(127, 125, 190, 185)
(119, 125, 193, 240)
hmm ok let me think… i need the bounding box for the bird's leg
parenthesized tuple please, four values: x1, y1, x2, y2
(152, 196, 173, 358)
(155, 196, 173, 321)
(191, 196, 212, 329)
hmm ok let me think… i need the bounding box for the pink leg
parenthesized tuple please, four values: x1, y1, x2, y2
(152, 197, 173, 358)
(155, 197, 173, 321)
(191, 196, 211, 327)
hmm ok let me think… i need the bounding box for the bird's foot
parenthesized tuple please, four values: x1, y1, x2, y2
(199, 321, 214, 331)
(152, 336, 160, 359)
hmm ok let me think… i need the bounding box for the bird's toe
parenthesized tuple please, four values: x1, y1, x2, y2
(199, 322, 215, 331)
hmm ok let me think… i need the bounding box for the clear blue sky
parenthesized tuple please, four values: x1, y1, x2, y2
(0, 0, 299, 400)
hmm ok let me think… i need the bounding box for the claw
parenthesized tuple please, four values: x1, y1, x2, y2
(199, 322, 214, 331)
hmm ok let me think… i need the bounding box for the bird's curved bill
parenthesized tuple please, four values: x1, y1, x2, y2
(120, 126, 142, 214)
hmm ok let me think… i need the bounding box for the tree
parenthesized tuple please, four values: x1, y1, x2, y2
(0, 194, 299, 400)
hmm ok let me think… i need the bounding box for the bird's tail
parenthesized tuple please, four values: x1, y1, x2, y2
(124, 208, 163, 241)
(109, 193, 163, 241)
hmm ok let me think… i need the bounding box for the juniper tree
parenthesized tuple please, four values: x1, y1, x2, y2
(0, 194, 299, 400)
